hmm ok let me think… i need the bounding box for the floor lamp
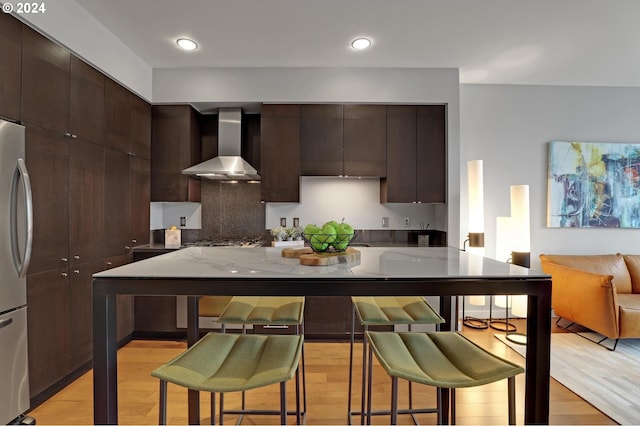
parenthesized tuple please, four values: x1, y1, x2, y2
(462, 160, 488, 329)
(506, 185, 531, 345)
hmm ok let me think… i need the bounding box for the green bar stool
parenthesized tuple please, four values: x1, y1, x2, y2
(217, 296, 306, 424)
(349, 296, 445, 424)
(365, 331, 525, 425)
(152, 333, 303, 425)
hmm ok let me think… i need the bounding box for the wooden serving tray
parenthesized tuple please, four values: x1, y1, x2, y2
(281, 247, 361, 266)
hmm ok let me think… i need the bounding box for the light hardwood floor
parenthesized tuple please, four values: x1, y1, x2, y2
(28, 321, 616, 425)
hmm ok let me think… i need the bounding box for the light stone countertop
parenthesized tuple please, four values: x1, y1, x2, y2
(94, 246, 546, 280)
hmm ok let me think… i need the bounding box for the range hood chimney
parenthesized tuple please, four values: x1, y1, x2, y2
(182, 107, 260, 181)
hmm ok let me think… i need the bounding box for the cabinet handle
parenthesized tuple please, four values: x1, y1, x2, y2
(73, 255, 80, 260)
(64, 132, 71, 137)
(71, 134, 77, 139)
(262, 325, 289, 329)
(106, 261, 113, 266)
(61, 257, 68, 263)
(125, 246, 131, 251)
(61, 272, 68, 277)
(131, 239, 137, 244)
(73, 270, 80, 275)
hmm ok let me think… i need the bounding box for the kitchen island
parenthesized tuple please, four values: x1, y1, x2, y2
(92, 246, 551, 424)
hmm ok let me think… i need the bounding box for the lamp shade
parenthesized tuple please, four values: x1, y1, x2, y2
(495, 216, 513, 263)
(467, 160, 485, 234)
(510, 185, 530, 253)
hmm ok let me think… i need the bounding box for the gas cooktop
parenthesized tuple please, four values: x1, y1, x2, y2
(181, 239, 264, 248)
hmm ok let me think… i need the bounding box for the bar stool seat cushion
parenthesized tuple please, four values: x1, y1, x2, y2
(366, 331, 524, 388)
(217, 296, 305, 325)
(151, 333, 303, 393)
(352, 296, 445, 325)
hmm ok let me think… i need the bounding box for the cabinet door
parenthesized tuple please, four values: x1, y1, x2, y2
(382, 105, 417, 202)
(69, 139, 104, 266)
(25, 126, 69, 273)
(68, 259, 104, 370)
(69, 55, 104, 145)
(416, 105, 446, 203)
(151, 105, 201, 202)
(130, 157, 150, 246)
(0, 12, 22, 121)
(343, 105, 386, 177)
(300, 104, 343, 175)
(21, 26, 70, 134)
(104, 78, 131, 153)
(27, 269, 70, 397)
(104, 149, 131, 257)
(260, 104, 300, 202)
(130, 95, 151, 159)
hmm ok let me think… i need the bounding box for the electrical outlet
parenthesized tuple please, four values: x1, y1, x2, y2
(280, 217, 286, 227)
(293, 217, 300, 228)
(403, 217, 410, 227)
(180, 216, 186, 227)
(382, 217, 389, 228)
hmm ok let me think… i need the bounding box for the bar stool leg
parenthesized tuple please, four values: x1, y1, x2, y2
(366, 343, 374, 425)
(210, 392, 215, 425)
(361, 324, 369, 425)
(280, 381, 288, 425)
(218, 393, 224, 425)
(451, 388, 456, 425)
(347, 303, 356, 424)
(159, 380, 167, 425)
(390, 377, 399, 425)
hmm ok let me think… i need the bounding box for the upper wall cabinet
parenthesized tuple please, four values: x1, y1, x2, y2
(151, 105, 202, 202)
(260, 104, 300, 202)
(131, 95, 151, 159)
(104, 78, 132, 153)
(0, 12, 22, 121)
(300, 104, 343, 176)
(21, 26, 70, 134)
(70, 56, 105, 145)
(343, 104, 386, 177)
(381, 105, 446, 203)
(299, 104, 386, 177)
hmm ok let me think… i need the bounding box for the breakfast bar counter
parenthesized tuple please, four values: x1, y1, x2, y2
(92, 246, 552, 424)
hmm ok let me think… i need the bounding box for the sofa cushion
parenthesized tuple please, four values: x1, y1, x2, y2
(540, 261, 619, 339)
(622, 255, 640, 294)
(617, 294, 640, 338)
(540, 254, 632, 294)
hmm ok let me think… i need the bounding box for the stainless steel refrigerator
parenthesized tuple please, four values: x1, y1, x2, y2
(0, 118, 33, 424)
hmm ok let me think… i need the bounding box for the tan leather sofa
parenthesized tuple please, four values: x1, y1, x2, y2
(539, 254, 640, 340)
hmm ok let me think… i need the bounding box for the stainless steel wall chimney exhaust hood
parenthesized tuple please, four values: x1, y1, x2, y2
(182, 108, 260, 181)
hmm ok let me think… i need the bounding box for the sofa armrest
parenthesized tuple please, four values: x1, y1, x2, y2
(541, 262, 619, 339)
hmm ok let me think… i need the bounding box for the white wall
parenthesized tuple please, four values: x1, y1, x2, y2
(154, 67, 461, 245)
(460, 84, 640, 269)
(265, 177, 447, 231)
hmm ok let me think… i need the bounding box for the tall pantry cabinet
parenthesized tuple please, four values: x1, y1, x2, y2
(10, 20, 151, 399)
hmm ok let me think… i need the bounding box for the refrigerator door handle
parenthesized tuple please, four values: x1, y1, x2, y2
(10, 158, 33, 279)
(0, 317, 13, 330)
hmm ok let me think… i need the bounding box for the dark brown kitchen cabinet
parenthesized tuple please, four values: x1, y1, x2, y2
(69, 139, 104, 266)
(69, 56, 105, 145)
(130, 95, 151, 159)
(68, 259, 105, 370)
(416, 105, 446, 203)
(104, 148, 131, 258)
(151, 105, 202, 202)
(0, 12, 22, 121)
(130, 157, 151, 246)
(21, 25, 70, 135)
(381, 105, 446, 203)
(304, 297, 377, 339)
(104, 78, 131, 153)
(25, 126, 69, 274)
(260, 104, 300, 202)
(300, 104, 343, 175)
(26, 269, 70, 397)
(343, 104, 386, 176)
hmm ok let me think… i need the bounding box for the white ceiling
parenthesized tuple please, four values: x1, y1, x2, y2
(72, 0, 640, 88)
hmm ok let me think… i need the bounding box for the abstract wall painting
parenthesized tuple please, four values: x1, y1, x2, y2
(547, 141, 640, 228)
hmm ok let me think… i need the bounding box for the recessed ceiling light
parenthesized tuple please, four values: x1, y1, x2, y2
(176, 38, 198, 51)
(351, 37, 372, 50)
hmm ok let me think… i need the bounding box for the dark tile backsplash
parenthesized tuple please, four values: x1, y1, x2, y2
(201, 181, 268, 240)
